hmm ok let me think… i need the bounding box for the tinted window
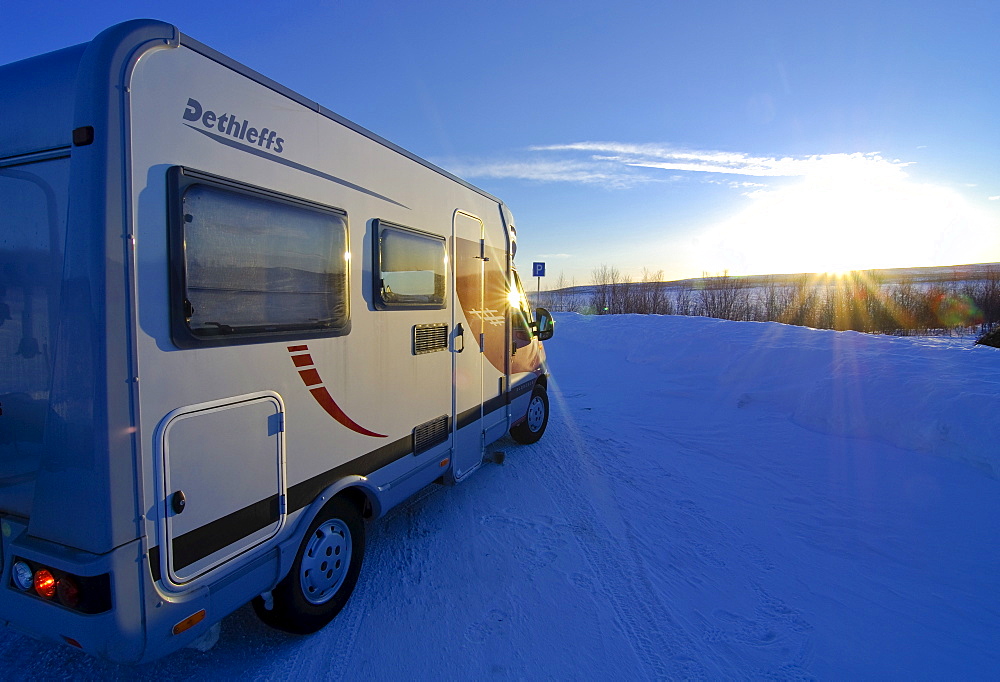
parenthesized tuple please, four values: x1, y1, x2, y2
(171, 169, 349, 346)
(374, 221, 446, 309)
(0, 156, 69, 512)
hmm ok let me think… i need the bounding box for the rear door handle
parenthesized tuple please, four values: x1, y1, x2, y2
(171, 491, 187, 515)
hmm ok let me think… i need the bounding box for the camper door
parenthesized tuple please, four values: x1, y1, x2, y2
(452, 212, 487, 478)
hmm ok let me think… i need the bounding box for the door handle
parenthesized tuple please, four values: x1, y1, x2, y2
(452, 323, 465, 353)
(171, 490, 187, 515)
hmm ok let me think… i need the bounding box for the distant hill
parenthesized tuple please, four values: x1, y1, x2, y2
(550, 262, 1000, 296)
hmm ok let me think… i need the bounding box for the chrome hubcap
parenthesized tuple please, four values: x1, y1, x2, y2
(300, 519, 352, 604)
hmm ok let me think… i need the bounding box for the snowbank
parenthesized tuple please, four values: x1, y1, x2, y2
(557, 313, 1000, 477)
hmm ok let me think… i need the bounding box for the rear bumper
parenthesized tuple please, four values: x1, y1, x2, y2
(1, 512, 283, 663)
(0, 515, 146, 662)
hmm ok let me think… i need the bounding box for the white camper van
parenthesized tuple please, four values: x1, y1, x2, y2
(0, 19, 554, 663)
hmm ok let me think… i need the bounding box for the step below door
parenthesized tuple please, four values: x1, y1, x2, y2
(157, 393, 285, 585)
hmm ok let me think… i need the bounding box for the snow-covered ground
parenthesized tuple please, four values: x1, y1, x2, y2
(3, 313, 1000, 679)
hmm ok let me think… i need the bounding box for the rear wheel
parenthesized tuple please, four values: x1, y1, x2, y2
(510, 384, 549, 444)
(253, 496, 365, 634)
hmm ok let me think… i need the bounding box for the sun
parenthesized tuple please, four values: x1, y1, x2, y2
(694, 161, 1000, 276)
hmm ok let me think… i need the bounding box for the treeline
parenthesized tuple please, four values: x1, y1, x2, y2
(546, 266, 1000, 337)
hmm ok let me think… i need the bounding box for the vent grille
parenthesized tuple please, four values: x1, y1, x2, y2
(413, 323, 448, 355)
(413, 415, 449, 454)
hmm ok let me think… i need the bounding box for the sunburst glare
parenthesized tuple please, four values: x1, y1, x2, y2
(694, 158, 999, 276)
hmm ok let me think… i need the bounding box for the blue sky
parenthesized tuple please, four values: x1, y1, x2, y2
(5, 1, 1000, 283)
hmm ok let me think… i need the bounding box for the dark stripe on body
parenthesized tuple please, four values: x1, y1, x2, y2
(286, 433, 413, 512)
(455, 394, 507, 430)
(172, 495, 279, 571)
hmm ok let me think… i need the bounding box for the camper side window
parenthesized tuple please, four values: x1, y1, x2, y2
(373, 220, 447, 310)
(169, 168, 350, 347)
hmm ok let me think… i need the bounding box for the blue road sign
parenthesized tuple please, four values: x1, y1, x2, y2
(532, 262, 546, 277)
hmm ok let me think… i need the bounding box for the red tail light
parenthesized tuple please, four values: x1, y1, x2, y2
(9, 558, 112, 614)
(57, 575, 80, 608)
(34, 569, 57, 599)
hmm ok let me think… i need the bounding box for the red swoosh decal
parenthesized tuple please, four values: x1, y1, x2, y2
(288, 346, 387, 438)
(307, 387, 386, 437)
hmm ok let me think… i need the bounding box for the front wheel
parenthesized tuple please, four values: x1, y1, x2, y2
(510, 384, 549, 444)
(253, 496, 365, 634)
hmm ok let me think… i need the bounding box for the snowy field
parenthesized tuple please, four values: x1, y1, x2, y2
(3, 313, 1000, 679)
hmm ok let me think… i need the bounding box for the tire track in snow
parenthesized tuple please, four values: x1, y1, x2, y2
(262, 542, 371, 681)
(529, 399, 713, 679)
(616, 420, 817, 678)
(268, 488, 452, 681)
(542, 382, 818, 679)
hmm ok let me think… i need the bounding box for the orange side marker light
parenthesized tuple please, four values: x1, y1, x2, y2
(172, 609, 207, 635)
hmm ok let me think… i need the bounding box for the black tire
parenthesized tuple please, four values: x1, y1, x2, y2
(510, 384, 549, 444)
(252, 496, 365, 634)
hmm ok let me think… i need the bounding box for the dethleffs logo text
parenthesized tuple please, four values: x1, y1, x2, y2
(182, 98, 285, 153)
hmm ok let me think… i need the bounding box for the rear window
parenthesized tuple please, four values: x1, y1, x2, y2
(169, 168, 350, 347)
(0, 155, 70, 516)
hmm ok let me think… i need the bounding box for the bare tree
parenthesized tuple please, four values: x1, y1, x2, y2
(585, 263, 1000, 338)
(697, 271, 753, 321)
(638, 268, 672, 315)
(590, 265, 613, 314)
(609, 268, 633, 314)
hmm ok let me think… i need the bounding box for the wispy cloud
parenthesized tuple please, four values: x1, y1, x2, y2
(440, 158, 661, 189)
(441, 142, 912, 190)
(532, 142, 911, 179)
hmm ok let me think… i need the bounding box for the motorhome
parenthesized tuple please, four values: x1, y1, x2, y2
(0, 19, 553, 663)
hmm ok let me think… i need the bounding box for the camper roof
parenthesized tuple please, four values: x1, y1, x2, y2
(0, 44, 86, 159)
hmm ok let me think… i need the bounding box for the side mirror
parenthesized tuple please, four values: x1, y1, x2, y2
(534, 307, 554, 341)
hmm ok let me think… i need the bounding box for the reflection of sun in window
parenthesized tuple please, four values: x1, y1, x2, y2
(384, 270, 436, 296)
(375, 222, 446, 308)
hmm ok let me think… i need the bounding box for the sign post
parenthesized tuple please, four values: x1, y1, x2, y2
(532, 262, 545, 306)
